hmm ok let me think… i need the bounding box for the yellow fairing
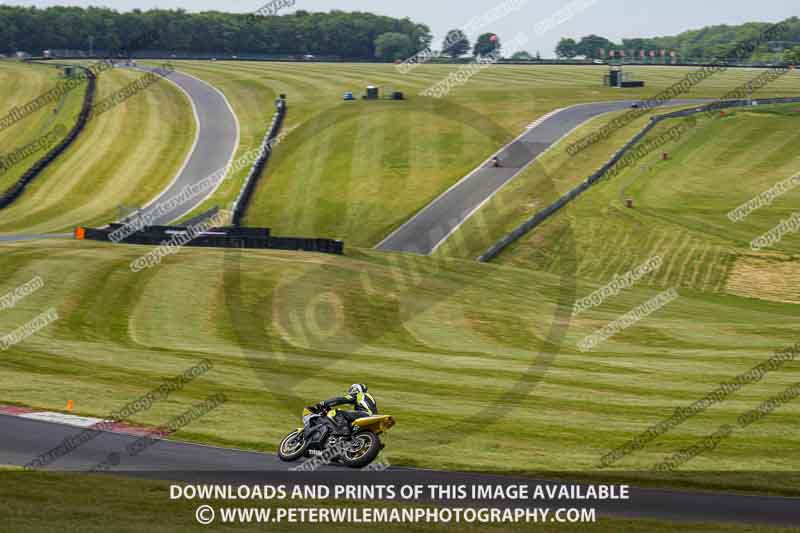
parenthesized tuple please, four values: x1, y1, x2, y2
(353, 415, 396, 434)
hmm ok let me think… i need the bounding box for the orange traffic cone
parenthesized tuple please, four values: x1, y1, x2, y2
(66, 400, 74, 412)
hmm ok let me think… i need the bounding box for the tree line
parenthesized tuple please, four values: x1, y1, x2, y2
(394, 30, 539, 62)
(0, 5, 432, 59)
(3, 5, 794, 63)
(556, 17, 800, 62)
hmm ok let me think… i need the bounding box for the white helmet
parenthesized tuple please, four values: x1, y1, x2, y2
(348, 384, 367, 395)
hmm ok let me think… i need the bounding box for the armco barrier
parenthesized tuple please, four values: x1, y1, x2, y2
(0, 62, 98, 209)
(478, 96, 800, 262)
(76, 223, 344, 255)
(231, 97, 287, 226)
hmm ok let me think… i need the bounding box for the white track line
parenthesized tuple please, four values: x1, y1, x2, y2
(374, 108, 565, 251)
(136, 67, 200, 214)
(19, 412, 106, 428)
(170, 68, 242, 221)
(428, 107, 592, 255)
(395, 98, 710, 256)
(134, 66, 241, 223)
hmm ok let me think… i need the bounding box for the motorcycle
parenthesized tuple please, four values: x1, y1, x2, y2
(277, 405, 395, 468)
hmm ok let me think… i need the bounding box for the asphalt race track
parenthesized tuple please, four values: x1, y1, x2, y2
(375, 99, 709, 256)
(133, 66, 239, 225)
(0, 67, 238, 240)
(2, 414, 799, 526)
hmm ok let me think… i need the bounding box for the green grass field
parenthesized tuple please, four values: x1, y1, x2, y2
(167, 62, 800, 246)
(0, 61, 86, 195)
(2, 470, 788, 533)
(487, 104, 800, 296)
(0, 64, 194, 234)
(1, 62, 799, 501)
(431, 104, 693, 260)
(0, 236, 798, 494)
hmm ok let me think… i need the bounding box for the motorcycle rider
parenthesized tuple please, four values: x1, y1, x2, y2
(308, 384, 378, 436)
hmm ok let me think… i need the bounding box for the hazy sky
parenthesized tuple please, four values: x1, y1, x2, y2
(15, 0, 799, 55)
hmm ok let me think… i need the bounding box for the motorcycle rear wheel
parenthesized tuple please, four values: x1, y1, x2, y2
(341, 431, 381, 468)
(277, 430, 308, 462)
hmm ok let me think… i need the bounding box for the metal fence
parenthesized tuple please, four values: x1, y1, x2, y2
(478, 96, 800, 262)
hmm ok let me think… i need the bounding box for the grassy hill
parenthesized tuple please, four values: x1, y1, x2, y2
(0, 62, 798, 497)
(0, 62, 85, 195)
(0, 65, 194, 234)
(489, 104, 800, 300)
(168, 61, 800, 247)
(0, 237, 798, 494)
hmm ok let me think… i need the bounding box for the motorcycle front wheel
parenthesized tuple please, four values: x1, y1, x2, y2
(277, 430, 308, 462)
(341, 431, 381, 468)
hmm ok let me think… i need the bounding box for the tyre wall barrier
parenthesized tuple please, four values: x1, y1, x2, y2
(231, 97, 287, 226)
(77, 224, 344, 255)
(0, 62, 98, 209)
(478, 96, 800, 262)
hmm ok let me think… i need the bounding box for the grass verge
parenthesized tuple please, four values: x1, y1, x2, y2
(0, 239, 797, 494)
(0, 66, 195, 234)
